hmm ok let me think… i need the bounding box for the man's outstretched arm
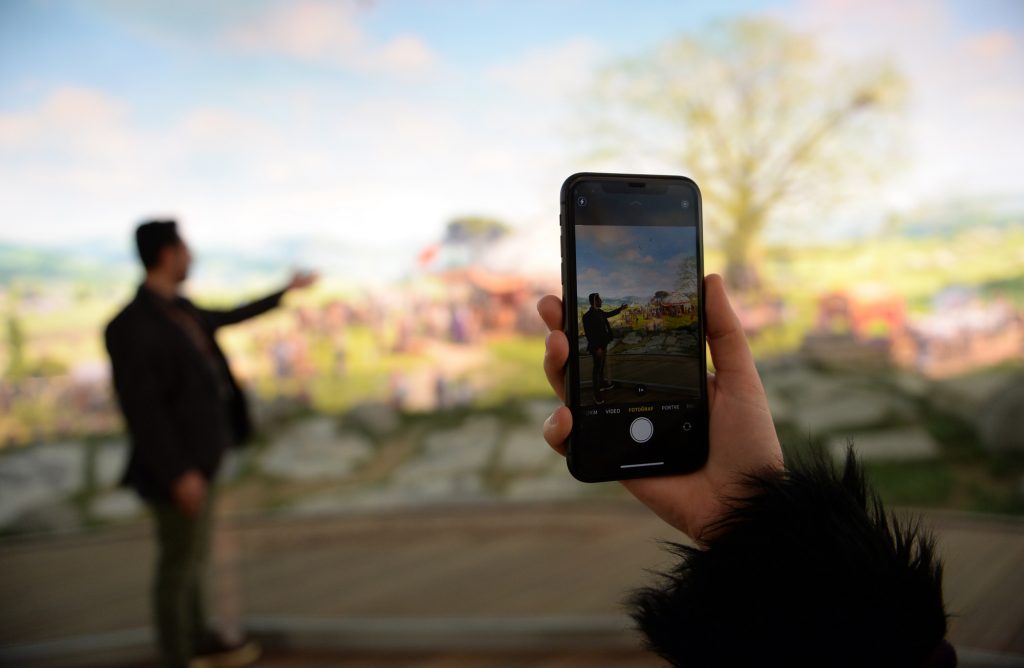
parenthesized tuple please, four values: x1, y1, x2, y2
(196, 270, 318, 330)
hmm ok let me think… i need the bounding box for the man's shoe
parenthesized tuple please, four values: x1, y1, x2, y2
(190, 638, 261, 668)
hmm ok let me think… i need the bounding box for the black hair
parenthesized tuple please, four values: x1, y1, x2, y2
(589, 293, 600, 307)
(629, 447, 951, 667)
(135, 219, 181, 270)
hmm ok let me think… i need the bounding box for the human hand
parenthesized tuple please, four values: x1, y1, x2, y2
(537, 273, 782, 542)
(287, 270, 319, 291)
(172, 469, 207, 517)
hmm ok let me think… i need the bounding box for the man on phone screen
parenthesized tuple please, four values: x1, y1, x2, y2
(582, 292, 625, 404)
(105, 220, 317, 668)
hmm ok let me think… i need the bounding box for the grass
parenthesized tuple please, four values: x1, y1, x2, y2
(863, 460, 956, 507)
(477, 335, 552, 405)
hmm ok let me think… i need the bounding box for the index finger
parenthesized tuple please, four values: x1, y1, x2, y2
(537, 295, 563, 332)
(704, 274, 758, 384)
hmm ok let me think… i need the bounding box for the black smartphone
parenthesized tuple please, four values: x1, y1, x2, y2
(560, 173, 709, 482)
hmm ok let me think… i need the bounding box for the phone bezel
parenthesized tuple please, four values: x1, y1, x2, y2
(560, 172, 710, 482)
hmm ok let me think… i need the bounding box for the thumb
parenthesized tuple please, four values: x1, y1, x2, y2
(704, 274, 759, 384)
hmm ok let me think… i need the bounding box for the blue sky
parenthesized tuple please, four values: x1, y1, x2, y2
(577, 225, 696, 299)
(1, 0, 1022, 273)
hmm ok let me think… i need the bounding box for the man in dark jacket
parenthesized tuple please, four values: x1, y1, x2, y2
(581, 292, 626, 404)
(105, 220, 316, 668)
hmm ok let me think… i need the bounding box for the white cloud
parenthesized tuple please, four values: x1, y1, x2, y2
(0, 86, 128, 151)
(961, 30, 1016, 61)
(0, 25, 614, 260)
(486, 37, 603, 99)
(782, 0, 1024, 208)
(222, 1, 437, 76)
(619, 248, 655, 264)
(0, 80, 570, 256)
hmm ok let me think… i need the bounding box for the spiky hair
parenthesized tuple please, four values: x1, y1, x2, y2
(629, 448, 952, 667)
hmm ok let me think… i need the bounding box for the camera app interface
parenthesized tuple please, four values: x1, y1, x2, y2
(571, 181, 705, 470)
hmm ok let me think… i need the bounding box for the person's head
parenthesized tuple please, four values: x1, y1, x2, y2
(135, 219, 191, 283)
(589, 293, 602, 308)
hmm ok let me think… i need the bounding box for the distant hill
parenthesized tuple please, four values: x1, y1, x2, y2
(576, 295, 645, 308)
(0, 236, 423, 288)
(887, 194, 1024, 239)
(0, 242, 132, 285)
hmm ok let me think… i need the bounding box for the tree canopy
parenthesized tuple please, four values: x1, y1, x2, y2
(593, 19, 907, 289)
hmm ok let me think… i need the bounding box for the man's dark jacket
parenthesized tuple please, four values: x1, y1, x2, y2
(582, 306, 620, 352)
(105, 285, 284, 501)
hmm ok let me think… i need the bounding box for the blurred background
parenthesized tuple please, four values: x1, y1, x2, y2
(1, 1, 1023, 665)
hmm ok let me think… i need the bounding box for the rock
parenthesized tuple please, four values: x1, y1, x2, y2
(0, 442, 86, 526)
(421, 416, 499, 464)
(342, 472, 489, 510)
(390, 417, 499, 491)
(505, 471, 583, 500)
(792, 386, 912, 436)
(5, 501, 81, 534)
(761, 365, 847, 401)
(405, 472, 484, 498)
(977, 375, 1024, 454)
(249, 393, 310, 429)
(93, 440, 129, 487)
(498, 428, 559, 471)
(525, 399, 561, 426)
(827, 426, 939, 462)
(345, 402, 400, 437)
(764, 388, 793, 425)
(931, 368, 1020, 424)
(90, 490, 143, 521)
(216, 450, 245, 483)
(260, 417, 373, 480)
(888, 371, 930, 398)
(800, 333, 891, 370)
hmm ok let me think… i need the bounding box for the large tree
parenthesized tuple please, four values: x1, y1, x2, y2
(439, 216, 511, 267)
(593, 19, 906, 290)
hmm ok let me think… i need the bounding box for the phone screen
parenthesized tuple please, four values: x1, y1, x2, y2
(562, 174, 708, 481)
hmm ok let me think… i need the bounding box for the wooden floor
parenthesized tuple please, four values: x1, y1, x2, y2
(1, 501, 1022, 663)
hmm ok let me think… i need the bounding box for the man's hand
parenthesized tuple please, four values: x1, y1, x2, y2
(537, 273, 783, 542)
(172, 469, 207, 517)
(287, 270, 319, 291)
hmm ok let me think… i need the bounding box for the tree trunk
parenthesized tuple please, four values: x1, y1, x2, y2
(722, 213, 763, 292)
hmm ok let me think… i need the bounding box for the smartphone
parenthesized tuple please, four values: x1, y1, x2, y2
(560, 173, 709, 482)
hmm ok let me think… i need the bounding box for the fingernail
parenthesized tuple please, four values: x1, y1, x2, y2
(547, 412, 558, 428)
